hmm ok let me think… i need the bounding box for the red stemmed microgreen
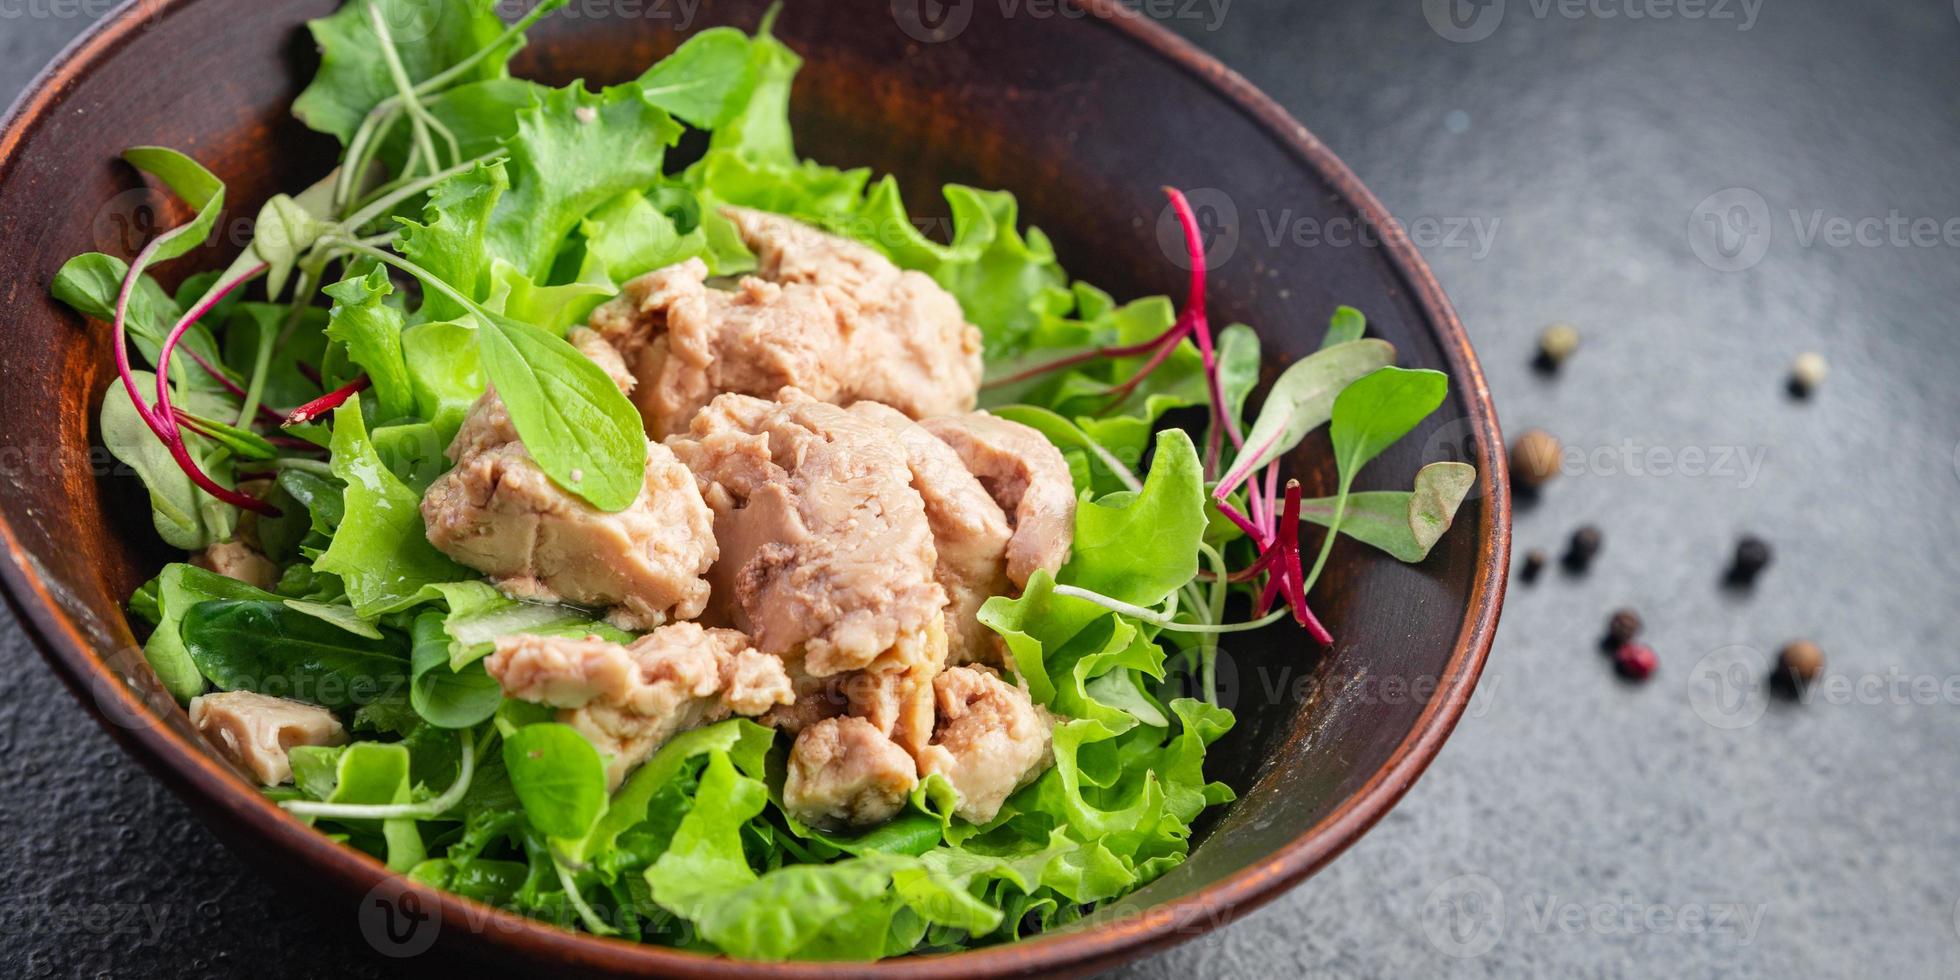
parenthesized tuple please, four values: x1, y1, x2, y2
(974, 187, 1332, 643)
(283, 376, 372, 427)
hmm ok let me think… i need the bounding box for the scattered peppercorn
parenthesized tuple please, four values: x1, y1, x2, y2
(1613, 642, 1659, 680)
(1520, 549, 1547, 583)
(1563, 524, 1603, 572)
(1606, 608, 1643, 647)
(1511, 429, 1562, 490)
(1788, 351, 1828, 398)
(1775, 640, 1825, 688)
(1727, 535, 1772, 586)
(1535, 323, 1580, 371)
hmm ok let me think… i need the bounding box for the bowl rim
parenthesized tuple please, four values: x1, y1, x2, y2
(0, 0, 1510, 975)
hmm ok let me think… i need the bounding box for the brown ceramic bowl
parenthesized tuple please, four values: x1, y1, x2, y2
(0, 0, 1508, 975)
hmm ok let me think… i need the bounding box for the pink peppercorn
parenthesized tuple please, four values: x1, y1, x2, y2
(1614, 643, 1659, 680)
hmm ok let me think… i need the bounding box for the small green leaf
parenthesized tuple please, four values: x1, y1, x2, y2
(502, 723, 608, 839)
(101, 373, 206, 550)
(476, 312, 647, 512)
(1298, 461, 1476, 562)
(316, 399, 470, 616)
(1320, 305, 1366, 349)
(323, 266, 416, 423)
(180, 599, 410, 710)
(1061, 428, 1206, 607)
(1222, 338, 1397, 489)
(635, 27, 757, 128)
(1329, 367, 1450, 481)
(408, 611, 502, 729)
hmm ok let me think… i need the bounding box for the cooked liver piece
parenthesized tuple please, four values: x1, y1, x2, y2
(420, 329, 718, 630)
(916, 666, 1054, 824)
(919, 412, 1077, 587)
(486, 623, 792, 788)
(588, 208, 982, 439)
(192, 540, 278, 592)
(189, 691, 348, 786)
(849, 401, 1013, 667)
(664, 391, 949, 679)
(783, 716, 919, 830)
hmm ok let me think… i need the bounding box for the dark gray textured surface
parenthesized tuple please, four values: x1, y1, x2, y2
(3, 1, 1957, 977)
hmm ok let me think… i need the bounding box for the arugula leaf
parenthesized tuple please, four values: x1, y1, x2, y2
(322, 265, 416, 422)
(180, 599, 409, 710)
(137, 564, 281, 703)
(1061, 428, 1206, 607)
(476, 311, 648, 512)
(1220, 338, 1398, 491)
(293, 0, 517, 145)
(1297, 461, 1476, 562)
(635, 27, 757, 128)
(408, 611, 501, 729)
(503, 723, 608, 839)
(316, 398, 469, 616)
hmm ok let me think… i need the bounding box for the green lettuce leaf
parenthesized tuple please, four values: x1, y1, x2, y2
(316, 398, 469, 616)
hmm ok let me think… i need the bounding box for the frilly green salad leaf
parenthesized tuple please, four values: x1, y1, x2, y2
(59, 0, 1477, 962)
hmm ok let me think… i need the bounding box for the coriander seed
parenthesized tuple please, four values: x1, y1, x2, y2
(1789, 351, 1828, 397)
(1537, 323, 1580, 370)
(1775, 640, 1825, 687)
(1511, 429, 1562, 489)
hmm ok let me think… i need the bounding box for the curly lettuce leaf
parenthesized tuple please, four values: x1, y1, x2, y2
(316, 398, 469, 617)
(293, 0, 537, 145)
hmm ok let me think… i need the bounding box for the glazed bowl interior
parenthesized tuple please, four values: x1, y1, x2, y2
(0, 0, 1507, 975)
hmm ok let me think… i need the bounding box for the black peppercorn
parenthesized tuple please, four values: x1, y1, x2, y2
(1727, 535, 1772, 585)
(1563, 525, 1603, 572)
(1520, 549, 1547, 583)
(1606, 608, 1642, 647)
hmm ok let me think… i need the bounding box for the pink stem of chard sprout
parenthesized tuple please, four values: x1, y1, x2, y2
(110, 250, 279, 517)
(283, 376, 371, 427)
